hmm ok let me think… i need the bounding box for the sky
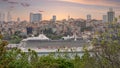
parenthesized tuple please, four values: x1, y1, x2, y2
(0, 0, 120, 21)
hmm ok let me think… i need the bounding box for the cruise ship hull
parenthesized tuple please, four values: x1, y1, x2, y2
(21, 40, 86, 49)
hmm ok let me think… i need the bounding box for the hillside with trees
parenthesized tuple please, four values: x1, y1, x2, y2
(0, 23, 120, 68)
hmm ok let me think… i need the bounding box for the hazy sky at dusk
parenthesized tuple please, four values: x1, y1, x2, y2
(0, 0, 120, 21)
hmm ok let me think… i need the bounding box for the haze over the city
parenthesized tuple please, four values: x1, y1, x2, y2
(0, 0, 120, 21)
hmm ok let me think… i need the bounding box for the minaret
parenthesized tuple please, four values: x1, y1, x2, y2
(68, 15, 70, 21)
(17, 17, 20, 23)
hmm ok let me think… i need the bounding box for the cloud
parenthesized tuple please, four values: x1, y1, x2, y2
(9, 6, 15, 8)
(0, 0, 31, 7)
(8, 1, 18, 4)
(21, 3, 30, 7)
(59, 0, 120, 8)
(39, 10, 44, 12)
(3, 0, 8, 1)
(1, 0, 8, 2)
(1, 0, 31, 7)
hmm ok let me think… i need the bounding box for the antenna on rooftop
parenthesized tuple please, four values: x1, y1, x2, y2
(68, 15, 70, 19)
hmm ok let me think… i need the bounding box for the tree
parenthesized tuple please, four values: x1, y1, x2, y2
(1, 21, 120, 68)
(92, 23, 120, 68)
(10, 35, 22, 44)
(0, 34, 9, 68)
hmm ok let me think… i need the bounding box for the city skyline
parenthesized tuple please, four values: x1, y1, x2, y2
(0, 0, 120, 21)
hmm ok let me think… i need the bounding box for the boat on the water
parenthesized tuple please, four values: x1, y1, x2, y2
(18, 34, 92, 52)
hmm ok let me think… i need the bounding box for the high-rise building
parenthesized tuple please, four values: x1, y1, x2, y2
(0, 12, 5, 23)
(7, 11, 12, 22)
(30, 13, 33, 23)
(87, 14, 91, 20)
(107, 8, 115, 23)
(0, 13, 1, 22)
(52, 15, 56, 22)
(26, 27, 33, 35)
(30, 13, 42, 23)
(103, 15, 108, 23)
